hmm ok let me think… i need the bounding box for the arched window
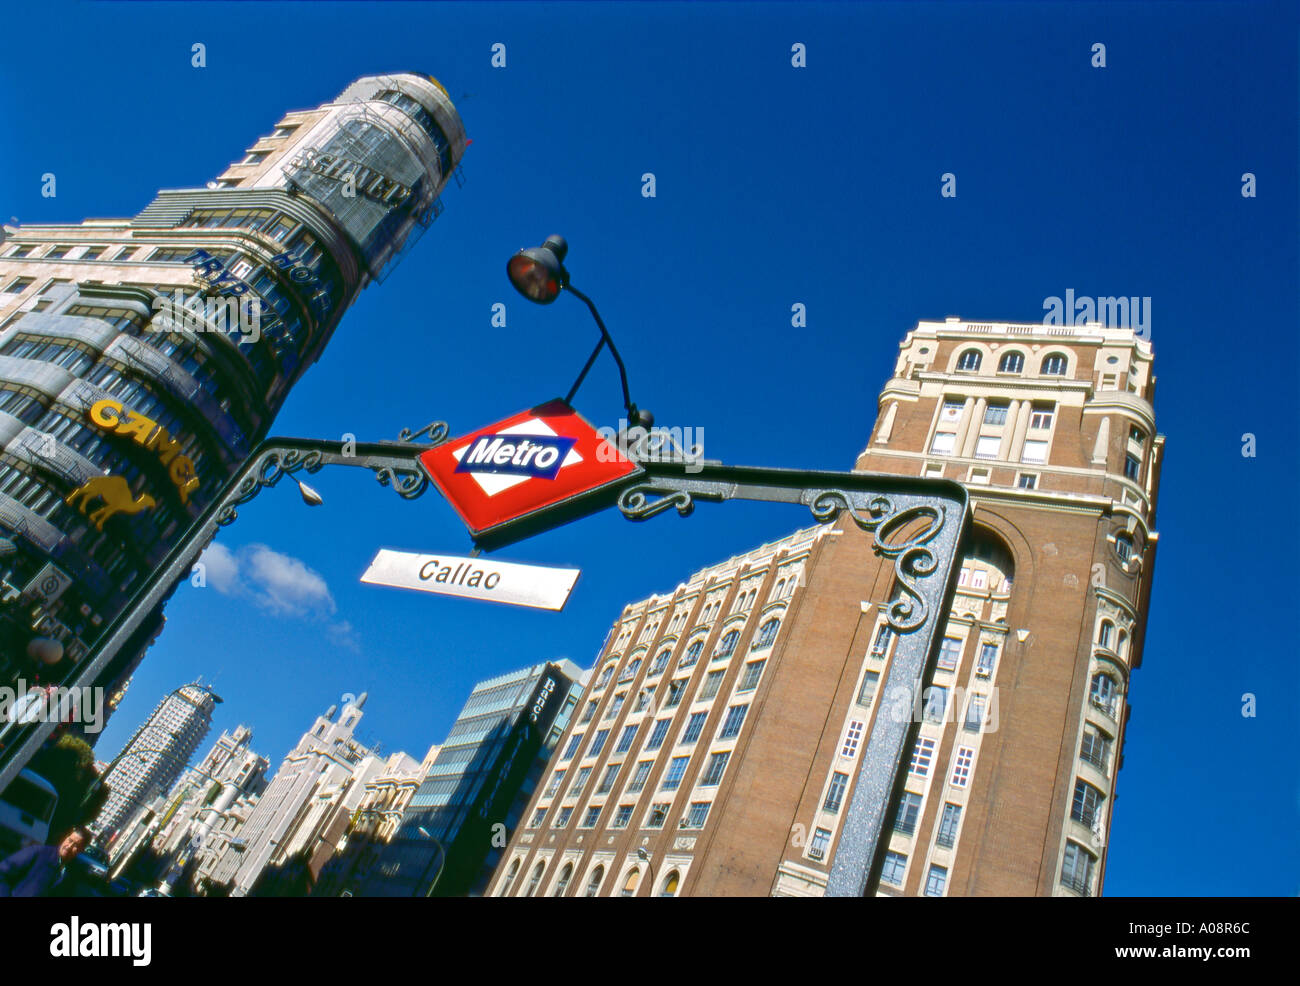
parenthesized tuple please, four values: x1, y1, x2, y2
(650, 649, 672, 675)
(618, 658, 641, 683)
(620, 867, 641, 897)
(499, 858, 521, 896)
(716, 630, 740, 659)
(596, 665, 614, 689)
(1097, 621, 1114, 649)
(1040, 353, 1068, 375)
(659, 870, 681, 897)
(998, 351, 1024, 373)
(553, 862, 573, 896)
(1114, 535, 1133, 563)
(755, 618, 781, 649)
(525, 862, 545, 896)
(680, 640, 704, 668)
(1090, 672, 1118, 716)
(1117, 629, 1128, 658)
(957, 349, 982, 371)
(584, 865, 604, 897)
(775, 579, 786, 598)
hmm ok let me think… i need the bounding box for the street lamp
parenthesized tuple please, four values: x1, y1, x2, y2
(415, 825, 447, 897)
(507, 235, 652, 428)
(636, 846, 656, 898)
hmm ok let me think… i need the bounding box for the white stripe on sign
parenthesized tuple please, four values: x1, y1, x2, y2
(360, 549, 580, 611)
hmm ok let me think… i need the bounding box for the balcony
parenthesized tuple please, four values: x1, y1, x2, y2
(1060, 872, 1093, 897)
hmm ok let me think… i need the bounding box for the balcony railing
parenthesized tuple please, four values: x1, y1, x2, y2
(935, 830, 956, 849)
(1061, 872, 1093, 897)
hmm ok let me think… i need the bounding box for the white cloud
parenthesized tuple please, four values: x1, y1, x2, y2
(199, 541, 240, 595)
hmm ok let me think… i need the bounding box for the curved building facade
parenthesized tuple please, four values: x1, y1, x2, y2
(0, 75, 465, 720)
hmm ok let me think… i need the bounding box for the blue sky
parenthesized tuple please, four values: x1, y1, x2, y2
(2, 1, 1296, 895)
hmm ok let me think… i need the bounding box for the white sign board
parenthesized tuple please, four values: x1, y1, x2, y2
(360, 549, 579, 611)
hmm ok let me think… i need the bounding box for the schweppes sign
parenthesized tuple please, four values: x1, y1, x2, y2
(86, 399, 200, 504)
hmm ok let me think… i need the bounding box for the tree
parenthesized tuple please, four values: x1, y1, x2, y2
(29, 735, 107, 837)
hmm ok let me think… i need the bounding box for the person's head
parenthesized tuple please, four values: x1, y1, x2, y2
(57, 827, 89, 861)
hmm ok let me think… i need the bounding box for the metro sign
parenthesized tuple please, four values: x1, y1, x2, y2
(419, 400, 642, 548)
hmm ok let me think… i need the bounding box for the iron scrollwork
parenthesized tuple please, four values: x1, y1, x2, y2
(216, 449, 323, 527)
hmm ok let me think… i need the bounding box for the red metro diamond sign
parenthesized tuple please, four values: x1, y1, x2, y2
(419, 400, 643, 549)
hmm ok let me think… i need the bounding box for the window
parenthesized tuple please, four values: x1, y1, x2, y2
(871, 623, 893, 656)
(1017, 473, 1037, 490)
(618, 659, 641, 683)
(974, 435, 1000, 459)
(553, 863, 573, 896)
(615, 724, 638, 754)
(950, 746, 974, 787)
(597, 764, 620, 795)
(579, 701, 597, 724)
(79, 247, 102, 260)
(841, 720, 864, 758)
(612, 804, 634, 828)
(664, 679, 688, 709)
(595, 665, 615, 690)
(1028, 405, 1054, 429)
(893, 791, 922, 834)
(715, 630, 740, 659)
(998, 352, 1024, 373)
(824, 771, 850, 813)
(562, 733, 584, 759)
(628, 760, 653, 793)
(736, 660, 765, 692)
(588, 729, 609, 758)
(584, 865, 604, 896)
(634, 687, 653, 713)
(605, 694, 625, 719)
(3, 277, 34, 293)
(545, 769, 566, 797)
(529, 808, 546, 828)
(957, 349, 982, 372)
(1071, 779, 1104, 829)
(929, 431, 957, 455)
(581, 805, 602, 828)
(923, 685, 949, 724)
(983, 403, 1009, 426)
(937, 637, 962, 671)
(809, 827, 832, 859)
(1098, 621, 1113, 649)
(856, 670, 880, 708)
(569, 767, 592, 796)
(881, 851, 907, 886)
(646, 719, 671, 751)
(1061, 842, 1095, 896)
(1020, 440, 1048, 464)
(936, 802, 962, 848)
(1124, 454, 1141, 481)
(524, 862, 545, 896)
(680, 640, 704, 668)
(719, 704, 749, 739)
(650, 648, 673, 674)
(682, 711, 709, 744)
(940, 399, 964, 423)
(701, 752, 730, 786)
(963, 694, 988, 733)
(659, 871, 681, 896)
(554, 806, 573, 828)
(683, 802, 710, 829)
(240, 150, 270, 165)
(7, 245, 33, 258)
(1090, 673, 1118, 716)
(1080, 726, 1112, 773)
(909, 737, 936, 776)
(1129, 426, 1145, 447)
(647, 804, 670, 828)
(976, 643, 997, 677)
(1040, 354, 1067, 375)
(699, 669, 726, 701)
(1114, 535, 1133, 563)
(924, 864, 948, 897)
(755, 618, 780, 649)
(44, 246, 71, 259)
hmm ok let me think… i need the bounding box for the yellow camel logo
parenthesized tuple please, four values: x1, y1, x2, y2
(65, 475, 157, 531)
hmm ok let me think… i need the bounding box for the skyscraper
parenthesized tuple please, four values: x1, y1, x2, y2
(491, 317, 1162, 897)
(0, 74, 466, 749)
(354, 661, 584, 897)
(94, 681, 221, 842)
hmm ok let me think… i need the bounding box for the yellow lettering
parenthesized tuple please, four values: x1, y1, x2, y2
(176, 475, 200, 505)
(146, 429, 184, 466)
(88, 399, 123, 429)
(114, 412, 157, 445)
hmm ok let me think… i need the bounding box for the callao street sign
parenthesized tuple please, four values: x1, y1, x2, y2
(418, 399, 642, 549)
(360, 549, 580, 610)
